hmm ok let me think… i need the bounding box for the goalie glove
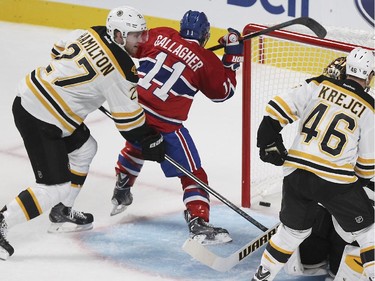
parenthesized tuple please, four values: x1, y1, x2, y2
(218, 28, 244, 71)
(141, 131, 165, 163)
(259, 139, 288, 166)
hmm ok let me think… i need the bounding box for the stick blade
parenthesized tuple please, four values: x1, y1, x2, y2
(183, 222, 281, 272)
(182, 238, 235, 272)
(296, 17, 327, 38)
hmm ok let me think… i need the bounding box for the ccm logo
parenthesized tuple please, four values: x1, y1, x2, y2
(231, 56, 244, 63)
(228, 0, 309, 17)
(149, 136, 163, 148)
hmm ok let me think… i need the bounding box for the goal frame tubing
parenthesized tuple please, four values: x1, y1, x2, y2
(241, 24, 361, 208)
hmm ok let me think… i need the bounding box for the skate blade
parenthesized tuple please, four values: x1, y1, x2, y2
(47, 222, 93, 233)
(192, 233, 233, 245)
(110, 204, 127, 216)
(0, 248, 10, 260)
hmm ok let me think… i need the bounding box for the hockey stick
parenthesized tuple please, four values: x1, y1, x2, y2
(164, 155, 268, 232)
(98, 106, 268, 231)
(98, 107, 277, 270)
(164, 155, 281, 270)
(98, 105, 113, 120)
(183, 222, 280, 272)
(208, 16, 326, 51)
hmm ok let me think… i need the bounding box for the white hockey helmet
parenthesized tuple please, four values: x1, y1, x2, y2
(346, 47, 375, 80)
(106, 6, 147, 48)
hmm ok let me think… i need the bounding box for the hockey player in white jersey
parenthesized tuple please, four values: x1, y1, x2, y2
(251, 47, 375, 281)
(285, 180, 374, 281)
(284, 57, 374, 281)
(0, 6, 165, 260)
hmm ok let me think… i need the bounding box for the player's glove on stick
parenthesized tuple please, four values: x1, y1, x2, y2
(141, 132, 165, 163)
(218, 28, 244, 71)
(259, 139, 288, 166)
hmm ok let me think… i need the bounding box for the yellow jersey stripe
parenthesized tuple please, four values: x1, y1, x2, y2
(26, 74, 75, 133)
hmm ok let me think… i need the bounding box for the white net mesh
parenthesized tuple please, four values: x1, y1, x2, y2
(243, 24, 374, 207)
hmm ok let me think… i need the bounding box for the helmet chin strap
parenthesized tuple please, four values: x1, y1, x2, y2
(113, 32, 128, 52)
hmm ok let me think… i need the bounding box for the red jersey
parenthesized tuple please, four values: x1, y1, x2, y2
(135, 27, 237, 133)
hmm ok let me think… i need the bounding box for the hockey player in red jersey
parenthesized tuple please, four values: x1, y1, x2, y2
(0, 6, 165, 260)
(252, 47, 375, 281)
(110, 10, 244, 244)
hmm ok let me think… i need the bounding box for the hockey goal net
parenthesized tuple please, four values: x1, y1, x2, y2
(241, 23, 374, 208)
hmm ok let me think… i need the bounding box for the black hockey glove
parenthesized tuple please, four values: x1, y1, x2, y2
(141, 132, 165, 163)
(259, 139, 288, 166)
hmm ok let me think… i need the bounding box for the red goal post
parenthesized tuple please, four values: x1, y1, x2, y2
(241, 23, 373, 208)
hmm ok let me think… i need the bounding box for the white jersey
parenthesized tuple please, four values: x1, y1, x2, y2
(17, 26, 146, 138)
(265, 75, 375, 184)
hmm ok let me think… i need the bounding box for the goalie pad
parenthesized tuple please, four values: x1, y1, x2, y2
(333, 245, 364, 281)
(284, 247, 328, 276)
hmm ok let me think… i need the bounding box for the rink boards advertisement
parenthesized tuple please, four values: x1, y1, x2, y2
(0, 0, 373, 34)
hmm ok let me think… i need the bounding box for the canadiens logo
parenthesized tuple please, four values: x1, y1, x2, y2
(355, 0, 374, 27)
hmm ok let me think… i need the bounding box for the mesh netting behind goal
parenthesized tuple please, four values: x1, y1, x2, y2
(241, 23, 374, 207)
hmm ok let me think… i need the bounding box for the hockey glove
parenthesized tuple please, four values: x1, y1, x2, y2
(218, 28, 244, 71)
(259, 140, 288, 166)
(141, 132, 165, 163)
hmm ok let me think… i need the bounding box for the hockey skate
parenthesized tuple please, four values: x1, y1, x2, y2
(0, 213, 14, 260)
(184, 210, 232, 245)
(252, 265, 272, 281)
(48, 203, 93, 233)
(110, 173, 133, 216)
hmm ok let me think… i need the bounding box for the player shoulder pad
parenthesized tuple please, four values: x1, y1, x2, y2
(90, 26, 139, 83)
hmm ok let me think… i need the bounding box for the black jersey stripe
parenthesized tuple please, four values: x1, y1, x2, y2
(70, 169, 87, 187)
(30, 70, 80, 129)
(286, 155, 355, 177)
(115, 114, 146, 131)
(268, 100, 294, 124)
(356, 162, 375, 171)
(16, 188, 42, 220)
(266, 242, 292, 263)
(112, 110, 145, 124)
(360, 247, 375, 264)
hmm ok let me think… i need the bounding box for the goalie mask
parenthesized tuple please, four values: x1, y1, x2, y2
(106, 6, 148, 51)
(180, 10, 210, 47)
(323, 57, 347, 80)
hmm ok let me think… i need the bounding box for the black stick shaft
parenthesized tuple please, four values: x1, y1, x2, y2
(165, 155, 268, 231)
(98, 106, 269, 231)
(208, 16, 327, 51)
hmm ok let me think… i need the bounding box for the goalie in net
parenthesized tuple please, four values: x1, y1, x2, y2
(283, 56, 375, 281)
(252, 47, 375, 281)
